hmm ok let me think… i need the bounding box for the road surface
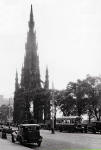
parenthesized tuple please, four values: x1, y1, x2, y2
(0, 130, 101, 149)
(0, 138, 31, 150)
(40, 130, 101, 149)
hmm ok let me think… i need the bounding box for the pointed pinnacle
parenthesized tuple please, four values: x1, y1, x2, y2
(30, 4, 33, 18)
(29, 4, 34, 30)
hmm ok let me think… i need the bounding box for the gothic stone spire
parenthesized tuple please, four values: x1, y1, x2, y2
(23, 5, 41, 89)
(44, 67, 49, 89)
(29, 4, 34, 32)
(15, 70, 19, 92)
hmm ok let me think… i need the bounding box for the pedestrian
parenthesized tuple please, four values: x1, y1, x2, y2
(2, 128, 7, 139)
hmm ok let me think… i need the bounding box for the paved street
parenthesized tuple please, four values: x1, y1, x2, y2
(0, 130, 101, 149)
(39, 130, 101, 149)
(0, 138, 31, 150)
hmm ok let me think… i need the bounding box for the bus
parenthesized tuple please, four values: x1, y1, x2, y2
(56, 116, 83, 132)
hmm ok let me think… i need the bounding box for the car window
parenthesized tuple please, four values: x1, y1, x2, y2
(27, 127, 33, 131)
(36, 126, 40, 130)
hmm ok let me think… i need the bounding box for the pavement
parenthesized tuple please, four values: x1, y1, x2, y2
(0, 138, 31, 150)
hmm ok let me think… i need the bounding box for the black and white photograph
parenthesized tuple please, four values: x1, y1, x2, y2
(0, 0, 101, 149)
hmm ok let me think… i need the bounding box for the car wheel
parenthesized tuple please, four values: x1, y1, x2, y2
(81, 129, 83, 133)
(84, 129, 87, 133)
(59, 128, 62, 132)
(37, 141, 41, 147)
(92, 128, 96, 134)
(19, 138, 23, 145)
(19, 137, 25, 145)
(93, 130, 96, 134)
(12, 135, 15, 143)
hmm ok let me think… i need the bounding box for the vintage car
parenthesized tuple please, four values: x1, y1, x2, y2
(87, 121, 101, 134)
(11, 124, 42, 146)
(1, 126, 13, 134)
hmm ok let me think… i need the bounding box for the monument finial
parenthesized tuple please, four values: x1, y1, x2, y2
(30, 4, 33, 17)
(29, 4, 34, 30)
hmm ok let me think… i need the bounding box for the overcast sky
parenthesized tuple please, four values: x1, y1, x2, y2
(0, 0, 101, 98)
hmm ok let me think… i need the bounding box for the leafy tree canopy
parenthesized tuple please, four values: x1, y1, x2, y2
(55, 75, 101, 121)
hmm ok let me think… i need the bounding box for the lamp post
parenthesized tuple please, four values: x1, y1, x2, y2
(8, 98, 11, 128)
(24, 89, 29, 123)
(25, 88, 32, 123)
(51, 82, 55, 134)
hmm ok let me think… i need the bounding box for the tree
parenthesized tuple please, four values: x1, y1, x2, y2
(57, 81, 88, 116)
(56, 87, 76, 116)
(0, 104, 13, 124)
(84, 75, 101, 121)
(56, 75, 101, 122)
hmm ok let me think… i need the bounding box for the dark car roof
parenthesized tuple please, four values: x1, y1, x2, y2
(19, 124, 40, 127)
